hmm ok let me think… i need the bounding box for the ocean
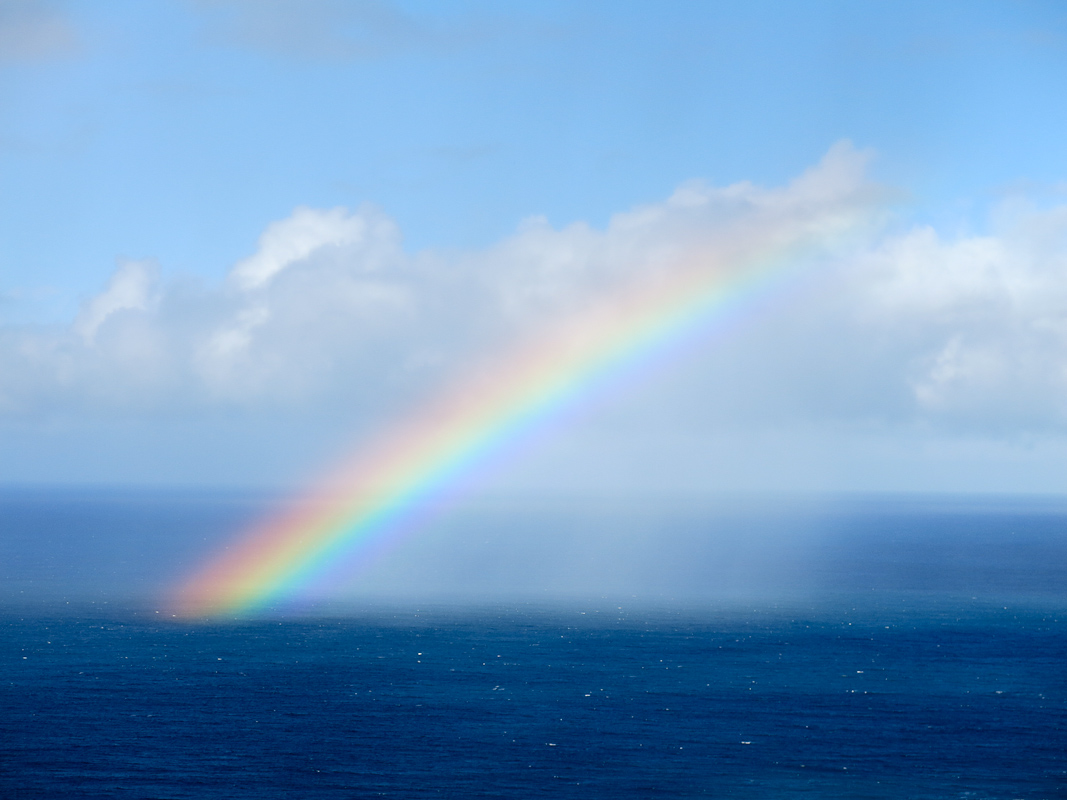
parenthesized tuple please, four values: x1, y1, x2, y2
(2, 490, 1066, 798)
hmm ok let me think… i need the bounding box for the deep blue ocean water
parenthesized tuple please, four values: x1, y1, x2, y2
(2, 491, 1067, 797)
(4, 604, 1067, 798)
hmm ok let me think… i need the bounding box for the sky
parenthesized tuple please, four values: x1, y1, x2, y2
(3, 0, 1067, 495)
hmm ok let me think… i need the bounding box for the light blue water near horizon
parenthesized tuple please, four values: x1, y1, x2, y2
(3, 488, 1067, 610)
(2, 489, 1066, 797)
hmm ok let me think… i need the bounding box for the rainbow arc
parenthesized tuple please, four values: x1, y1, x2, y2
(174, 206, 867, 616)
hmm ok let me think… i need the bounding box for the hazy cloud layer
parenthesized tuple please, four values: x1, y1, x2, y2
(192, 0, 428, 61)
(0, 0, 79, 62)
(2, 143, 1066, 445)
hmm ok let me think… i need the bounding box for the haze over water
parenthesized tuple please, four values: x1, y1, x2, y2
(4, 489, 1067, 612)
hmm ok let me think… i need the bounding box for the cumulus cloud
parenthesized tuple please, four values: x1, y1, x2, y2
(0, 0, 79, 62)
(3, 141, 1067, 446)
(74, 260, 158, 342)
(230, 205, 397, 290)
(855, 206, 1067, 429)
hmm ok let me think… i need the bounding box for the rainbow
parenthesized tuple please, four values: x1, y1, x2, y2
(174, 202, 866, 616)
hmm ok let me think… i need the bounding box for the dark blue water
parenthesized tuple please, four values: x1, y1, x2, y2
(3, 604, 1067, 798)
(2, 491, 1067, 797)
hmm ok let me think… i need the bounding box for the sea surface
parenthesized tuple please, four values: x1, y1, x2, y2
(2, 490, 1067, 798)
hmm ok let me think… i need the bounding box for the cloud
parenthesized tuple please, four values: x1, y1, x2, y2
(3, 141, 1067, 449)
(854, 205, 1067, 429)
(74, 260, 158, 342)
(230, 205, 400, 291)
(0, 0, 79, 62)
(192, 0, 425, 61)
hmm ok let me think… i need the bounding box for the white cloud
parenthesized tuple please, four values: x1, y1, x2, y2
(4, 141, 1067, 453)
(230, 205, 397, 291)
(194, 204, 413, 403)
(854, 207, 1067, 428)
(74, 259, 158, 342)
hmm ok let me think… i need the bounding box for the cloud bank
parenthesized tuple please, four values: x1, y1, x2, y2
(3, 142, 1067, 487)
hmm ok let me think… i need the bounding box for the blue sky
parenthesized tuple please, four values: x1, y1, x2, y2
(2, 1, 1067, 492)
